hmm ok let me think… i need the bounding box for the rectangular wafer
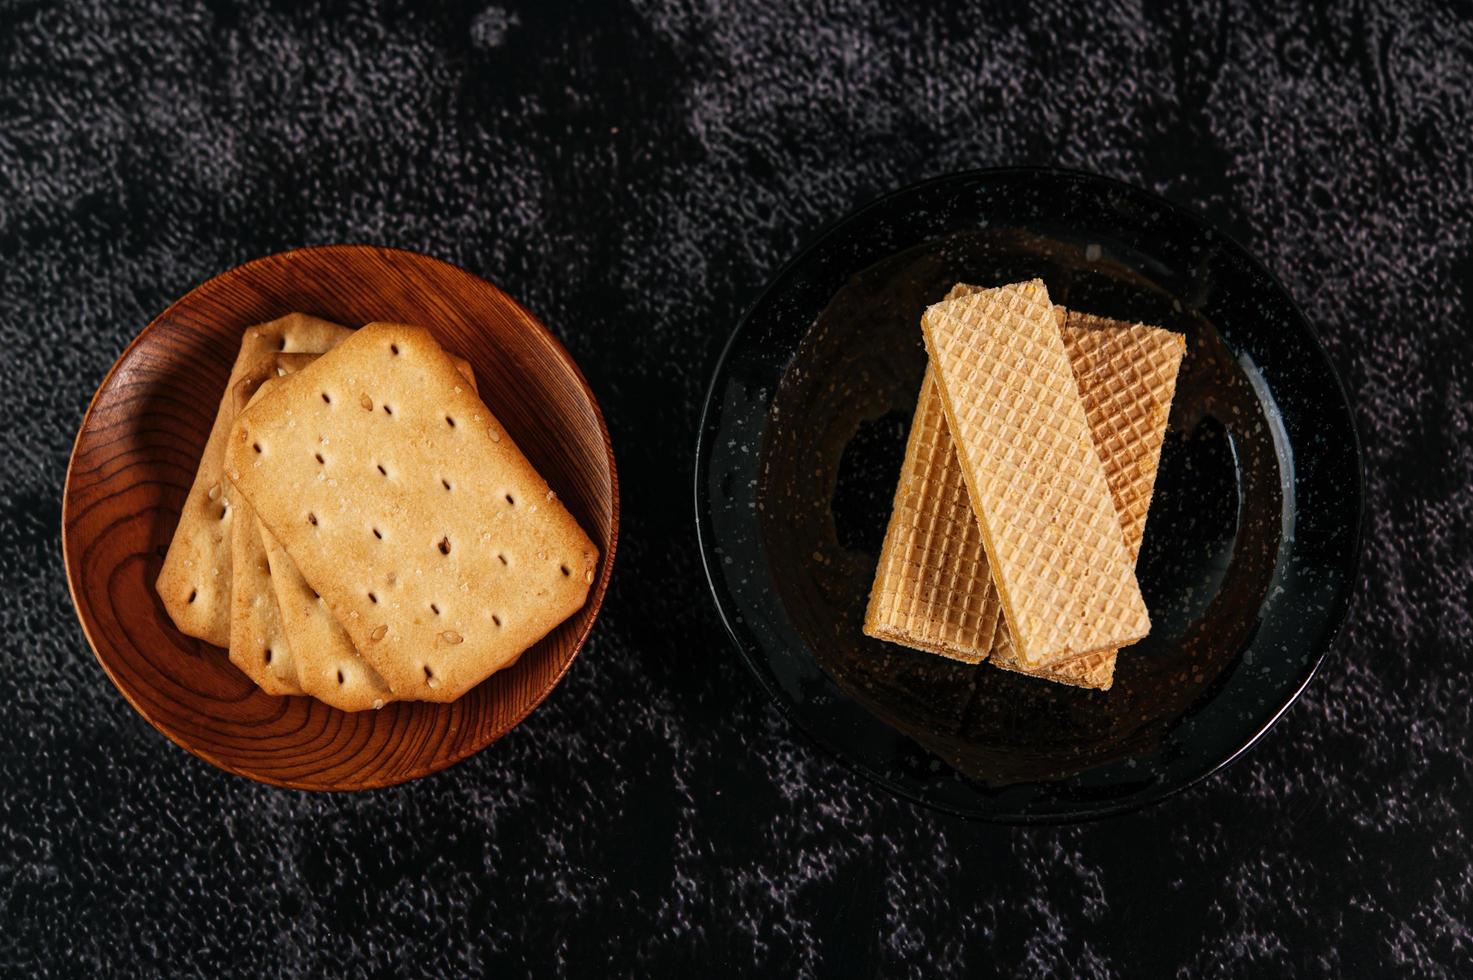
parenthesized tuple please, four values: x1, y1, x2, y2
(863, 286, 1044, 664)
(863, 366, 1001, 663)
(225, 322, 598, 703)
(865, 296, 1184, 686)
(990, 309, 1185, 688)
(156, 314, 351, 646)
(920, 280, 1150, 668)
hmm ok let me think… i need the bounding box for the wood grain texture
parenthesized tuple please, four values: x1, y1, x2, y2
(61, 245, 618, 790)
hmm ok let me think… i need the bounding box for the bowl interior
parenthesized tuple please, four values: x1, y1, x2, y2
(63, 245, 617, 790)
(697, 169, 1360, 821)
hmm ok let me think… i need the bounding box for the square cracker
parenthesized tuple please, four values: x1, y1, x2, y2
(227, 372, 312, 697)
(920, 280, 1151, 668)
(261, 523, 391, 710)
(225, 322, 599, 703)
(156, 314, 351, 646)
(255, 353, 477, 712)
(230, 491, 302, 695)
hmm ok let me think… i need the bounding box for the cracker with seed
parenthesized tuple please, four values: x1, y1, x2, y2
(156, 314, 352, 646)
(225, 322, 598, 703)
(228, 376, 303, 695)
(261, 524, 390, 710)
(222, 356, 333, 697)
(255, 353, 478, 712)
(230, 496, 302, 695)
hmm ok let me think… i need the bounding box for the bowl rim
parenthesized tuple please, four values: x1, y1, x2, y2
(62, 243, 620, 791)
(693, 165, 1365, 822)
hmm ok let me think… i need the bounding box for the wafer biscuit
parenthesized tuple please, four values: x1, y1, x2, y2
(156, 314, 351, 646)
(990, 309, 1185, 688)
(1054, 313, 1185, 556)
(865, 294, 1183, 685)
(226, 323, 598, 703)
(863, 367, 1000, 662)
(921, 280, 1150, 668)
(863, 285, 1033, 663)
(988, 621, 1117, 689)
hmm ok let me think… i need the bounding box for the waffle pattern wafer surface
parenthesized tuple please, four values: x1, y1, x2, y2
(920, 280, 1151, 668)
(865, 290, 1184, 685)
(991, 312, 1185, 687)
(923, 290, 1184, 687)
(1057, 314, 1186, 559)
(863, 367, 1001, 662)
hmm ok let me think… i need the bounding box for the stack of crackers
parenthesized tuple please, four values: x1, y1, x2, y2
(156, 314, 598, 710)
(864, 280, 1185, 691)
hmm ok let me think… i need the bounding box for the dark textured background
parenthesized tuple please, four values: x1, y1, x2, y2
(4, 1, 1470, 976)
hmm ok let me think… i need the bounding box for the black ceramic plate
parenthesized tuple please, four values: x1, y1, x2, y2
(695, 168, 1362, 822)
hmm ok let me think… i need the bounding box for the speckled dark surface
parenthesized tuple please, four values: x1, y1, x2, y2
(3, 1, 1470, 976)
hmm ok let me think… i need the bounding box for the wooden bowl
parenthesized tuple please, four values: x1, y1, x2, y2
(62, 245, 618, 790)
